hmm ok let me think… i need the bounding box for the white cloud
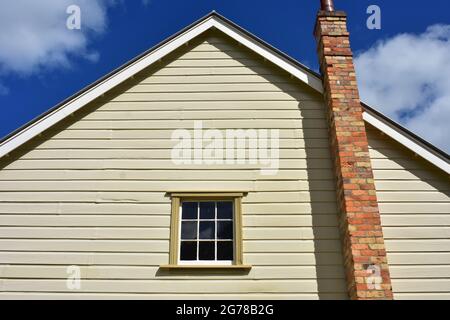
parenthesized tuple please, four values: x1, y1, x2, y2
(355, 25, 450, 153)
(0, 0, 116, 81)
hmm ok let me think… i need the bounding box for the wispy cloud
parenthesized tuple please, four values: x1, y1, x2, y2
(0, 0, 117, 94)
(0, 83, 9, 96)
(355, 25, 450, 153)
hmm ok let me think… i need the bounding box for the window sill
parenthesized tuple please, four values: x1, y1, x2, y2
(159, 264, 252, 271)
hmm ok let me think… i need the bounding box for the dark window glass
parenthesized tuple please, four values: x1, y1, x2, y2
(217, 221, 233, 239)
(217, 241, 233, 260)
(182, 202, 198, 220)
(181, 221, 197, 240)
(199, 241, 215, 260)
(200, 202, 215, 219)
(217, 201, 233, 219)
(180, 241, 197, 260)
(199, 221, 215, 239)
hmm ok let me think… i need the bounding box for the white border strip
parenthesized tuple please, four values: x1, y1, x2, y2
(0, 15, 447, 175)
(363, 111, 450, 173)
(0, 17, 214, 158)
(211, 19, 323, 92)
(0, 16, 321, 159)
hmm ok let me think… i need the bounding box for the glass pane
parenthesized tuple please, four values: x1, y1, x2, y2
(182, 202, 198, 220)
(200, 202, 215, 219)
(217, 241, 233, 260)
(199, 221, 215, 239)
(181, 221, 197, 240)
(180, 241, 197, 260)
(217, 221, 233, 239)
(217, 201, 233, 219)
(199, 241, 215, 260)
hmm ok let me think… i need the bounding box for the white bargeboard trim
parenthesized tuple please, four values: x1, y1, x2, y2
(363, 111, 449, 173)
(0, 13, 448, 174)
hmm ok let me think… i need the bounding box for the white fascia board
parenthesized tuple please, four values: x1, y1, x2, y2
(0, 17, 215, 158)
(1, 14, 447, 176)
(363, 111, 450, 174)
(211, 17, 324, 93)
(0, 15, 322, 159)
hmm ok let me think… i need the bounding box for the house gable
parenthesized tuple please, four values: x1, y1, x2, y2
(0, 29, 349, 298)
(367, 124, 450, 299)
(0, 12, 447, 174)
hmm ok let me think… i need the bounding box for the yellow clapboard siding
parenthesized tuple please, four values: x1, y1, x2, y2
(83, 109, 325, 120)
(109, 92, 312, 102)
(1, 159, 333, 170)
(244, 227, 340, 240)
(99, 100, 325, 110)
(140, 74, 291, 84)
(18, 148, 331, 160)
(0, 252, 343, 267)
(371, 159, 442, 170)
(389, 265, 450, 278)
(0, 239, 169, 253)
(392, 279, 450, 293)
(0, 190, 338, 203)
(26, 138, 330, 150)
(373, 169, 442, 180)
(375, 180, 450, 191)
(387, 253, 450, 265)
(0, 203, 170, 214)
(0, 202, 337, 215)
(0, 252, 169, 266)
(148, 66, 283, 77)
(66, 119, 327, 130)
(176, 50, 251, 60)
(243, 215, 338, 227)
(42, 128, 330, 140)
(0, 169, 334, 181)
(393, 293, 450, 300)
(0, 191, 167, 203)
(377, 191, 449, 202)
(381, 214, 450, 226)
(0, 265, 345, 280)
(0, 227, 170, 239)
(379, 203, 450, 214)
(385, 240, 450, 252)
(125, 82, 303, 93)
(0, 215, 170, 227)
(0, 31, 346, 298)
(243, 203, 338, 214)
(164, 58, 265, 68)
(0, 180, 336, 192)
(0, 239, 341, 254)
(383, 227, 450, 239)
(368, 127, 450, 298)
(0, 292, 348, 300)
(0, 279, 346, 294)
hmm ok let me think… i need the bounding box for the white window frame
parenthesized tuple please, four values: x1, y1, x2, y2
(178, 200, 234, 266)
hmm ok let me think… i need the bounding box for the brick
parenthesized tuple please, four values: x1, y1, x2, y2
(314, 9, 393, 300)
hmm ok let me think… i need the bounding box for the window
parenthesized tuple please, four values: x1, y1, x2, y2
(164, 192, 248, 269)
(180, 200, 234, 264)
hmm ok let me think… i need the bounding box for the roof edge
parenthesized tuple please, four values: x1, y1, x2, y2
(362, 103, 449, 173)
(0, 12, 448, 174)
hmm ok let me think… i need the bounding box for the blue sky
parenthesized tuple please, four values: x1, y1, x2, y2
(0, 0, 449, 153)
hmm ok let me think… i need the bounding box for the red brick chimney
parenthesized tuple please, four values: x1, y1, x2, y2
(314, 0, 393, 299)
